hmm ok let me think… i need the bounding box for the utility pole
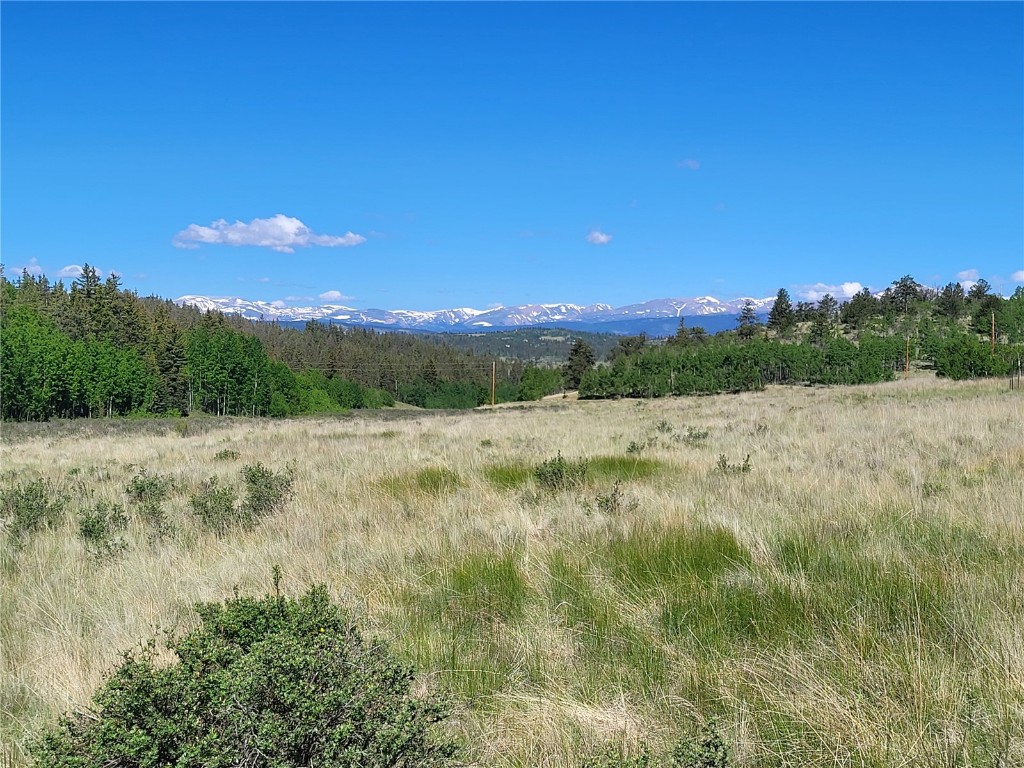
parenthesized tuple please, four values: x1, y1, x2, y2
(991, 312, 996, 354)
(905, 336, 910, 380)
(491, 361, 496, 406)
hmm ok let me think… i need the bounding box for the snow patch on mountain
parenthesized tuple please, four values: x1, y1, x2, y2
(174, 294, 774, 332)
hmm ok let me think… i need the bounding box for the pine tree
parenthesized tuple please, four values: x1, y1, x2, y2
(818, 293, 839, 320)
(936, 282, 966, 319)
(889, 275, 923, 316)
(736, 300, 760, 341)
(767, 288, 795, 336)
(607, 332, 647, 362)
(564, 339, 595, 389)
(840, 288, 878, 330)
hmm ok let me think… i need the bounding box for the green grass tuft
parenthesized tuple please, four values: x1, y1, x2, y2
(381, 466, 462, 498)
(588, 455, 667, 483)
(415, 467, 461, 495)
(603, 523, 751, 590)
(483, 462, 533, 489)
(397, 546, 536, 700)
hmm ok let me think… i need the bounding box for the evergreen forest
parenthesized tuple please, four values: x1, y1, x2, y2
(1, 268, 1022, 422)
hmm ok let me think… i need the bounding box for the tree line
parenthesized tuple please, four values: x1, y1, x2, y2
(3, 268, 1021, 420)
(0, 267, 553, 421)
(568, 275, 1024, 400)
(758, 276, 1023, 380)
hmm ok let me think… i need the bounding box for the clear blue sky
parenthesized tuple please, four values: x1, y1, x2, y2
(3, 2, 1022, 310)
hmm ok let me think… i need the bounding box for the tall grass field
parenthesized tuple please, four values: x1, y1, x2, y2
(1, 377, 1022, 766)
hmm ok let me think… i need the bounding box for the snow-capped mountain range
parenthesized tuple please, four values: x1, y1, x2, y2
(175, 294, 775, 334)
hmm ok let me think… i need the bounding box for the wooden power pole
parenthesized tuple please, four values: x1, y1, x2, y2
(491, 361, 496, 406)
(991, 312, 996, 354)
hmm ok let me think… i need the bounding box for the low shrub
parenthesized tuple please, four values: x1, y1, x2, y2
(189, 464, 294, 534)
(125, 468, 173, 506)
(715, 454, 751, 474)
(535, 453, 589, 492)
(581, 720, 731, 767)
(189, 477, 240, 533)
(679, 426, 711, 445)
(30, 577, 457, 767)
(77, 500, 129, 559)
(1, 478, 68, 543)
(671, 720, 730, 767)
(592, 481, 639, 516)
(241, 462, 295, 519)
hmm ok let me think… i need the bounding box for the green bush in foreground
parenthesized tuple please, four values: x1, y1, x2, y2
(30, 577, 457, 768)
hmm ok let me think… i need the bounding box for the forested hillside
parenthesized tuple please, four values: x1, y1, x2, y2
(400, 327, 620, 365)
(2, 269, 1021, 421)
(0, 267, 539, 421)
(575, 276, 1023, 400)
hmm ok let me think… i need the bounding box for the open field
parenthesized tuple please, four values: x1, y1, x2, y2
(2, 378, 1023, 766)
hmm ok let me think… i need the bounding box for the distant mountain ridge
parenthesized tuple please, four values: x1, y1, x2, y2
(174, 294, 775, 335)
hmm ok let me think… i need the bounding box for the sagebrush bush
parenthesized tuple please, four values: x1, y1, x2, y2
(30, 578, 458, 768)
(189, 464, 294, 533)
(77, 500, 129, 559)
(188, 476, 239, 532)
(124, 468, 175, 537)
(680, 426, 710, 445)
(535, 452, 589, 492)
(241, 461, 295, 519)
(581, 721, 730, 768)
(715, 454, 751, 474)
(1, 478, 68, 543)
(593, 481, 639, 516)
(124, 468, 173, 507)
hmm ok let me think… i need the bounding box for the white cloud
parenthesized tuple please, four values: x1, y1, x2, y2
(10, 257, 43, 277)
(270, 300, 288, 309)
(318, 290, 352, 302)
(586, 230, 613, 245)
(173, 214, 366, 253)
(956, 269, 979, 281)
(677, 158, 701, 171)
(959, 280, 978, 291)
(258, 276, 271, 283)
(1011, 270, 1024, 282)
(56, 264, 84, 278)
(284, 295, 314, 302)
(794, 281, 864, 302)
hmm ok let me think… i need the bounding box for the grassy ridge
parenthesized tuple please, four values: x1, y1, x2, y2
(1, 378, 1022, 766)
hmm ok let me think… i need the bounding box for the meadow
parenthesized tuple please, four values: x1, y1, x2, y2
(1, 377, 1022, 766)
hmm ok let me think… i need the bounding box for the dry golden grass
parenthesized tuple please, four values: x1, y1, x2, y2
(2, 377, 1022, 766)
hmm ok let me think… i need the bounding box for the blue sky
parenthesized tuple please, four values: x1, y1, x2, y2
(3, 2, 1022, 311)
